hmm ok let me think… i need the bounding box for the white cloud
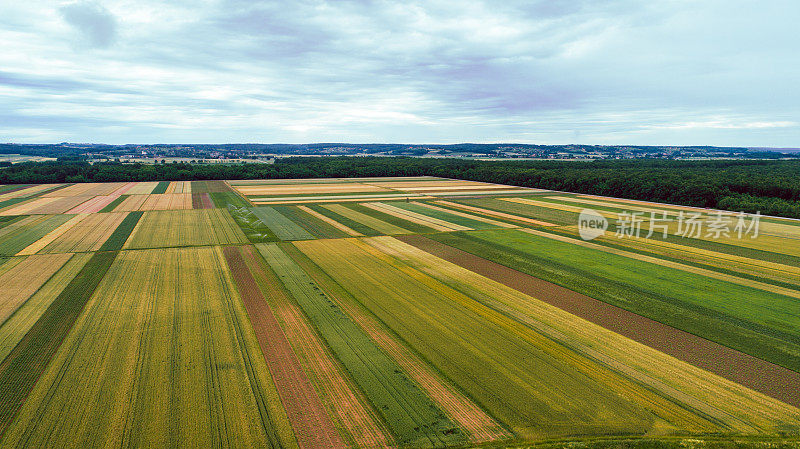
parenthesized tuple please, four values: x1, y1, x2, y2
(0, 0, 798, 145)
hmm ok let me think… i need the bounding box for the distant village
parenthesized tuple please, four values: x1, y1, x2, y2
(0, 142, 796, 165)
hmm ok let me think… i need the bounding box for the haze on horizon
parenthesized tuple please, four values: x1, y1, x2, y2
(1, 1, 798, 147)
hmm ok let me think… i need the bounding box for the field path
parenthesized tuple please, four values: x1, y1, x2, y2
(222, 246, 345, 449)
(397, 234, 800, 409)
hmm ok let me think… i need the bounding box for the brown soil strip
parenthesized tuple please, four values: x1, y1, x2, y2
(397, 234, 800, 409)
(222, 246, 346, 449)
(240, 246, 393, 448)
(192, 192, 214, 209)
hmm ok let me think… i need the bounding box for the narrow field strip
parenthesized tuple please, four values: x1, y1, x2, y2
(191, 192, 214, 209)
(435, 200, 555, 226)
(396, 234, 800, 409)
(429, 229, 800, 374)
(258, 243, 466, 448)
(0, 253, 72, 325)
(321, 204, 412, 235)
(250, 207, 315, 241)
(99, 194, 128, 212)
(151, 181, 170, 194)
(362, 202, 468, 231)
(282, 243, 512, 445)
(504, 197, 800, 256)
(112, 194, 148, 211)
(412, 202, 517, 228)
(0, 185, 53, 202)
(273, 206, 349, 239)
(346, 203, 440, 234)
(294, 238, 687, 440)
(64, 195, 119, 214)
(189, 180, 232, 193)
(222, 246, 346, 449)
(305, 205, 382, 236)
(98, 211, 142, 251)
(0, 198, 31, 214)
(522, 228, 800, 300)
(552, 196, 800, 239)
(366, 236, 800, 433)
(249, 193, 427, 202)
(108, 182, 137, 196)
(0, 197, 58, 216)
(0, 215, 72, 256)
(0, 253, 91, 364)
(16, 214, 89, 256)
(39, 212, 128, 254)
(389, 202, 503, 230)
(237, 184, 392, 196)
(1, 248, 295, 448)
(42, 183, 125, 198)
(0, 251, 116, 437)
(297, 205, 363, 236)
(581, 227, 800, 287)
(240, 246, 393, 448)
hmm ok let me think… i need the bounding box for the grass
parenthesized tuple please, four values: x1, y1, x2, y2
(427, 229, 800, 373)
(294, 238, 678, 440)
(210, 190, 251, 208)
(249, 207, 315, 241)
(0, 247, 296, 448)
(348, 203, 440, 234)
(0, 215, 73, 256)
(365, 236, 800, 434)
(98, 211, 143, 251)
(390, 202, 503, 230)
(322, 204, 411, 235)
(227, 206, 279, 243)
(272, 206, 350, 239)
(151, 181, 169, 194)
(305, 205, 383, 236)
(0, 250, 116, 437)
(0, 253, 92, 364)
(258, 243, 466, 448)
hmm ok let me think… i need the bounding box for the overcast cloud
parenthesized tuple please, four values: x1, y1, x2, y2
(1, 0, 798, 145)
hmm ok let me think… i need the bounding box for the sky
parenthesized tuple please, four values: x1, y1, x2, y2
(1, 0, 798, 146)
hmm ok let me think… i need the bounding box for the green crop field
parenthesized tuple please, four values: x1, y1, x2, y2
(0, 178, 798, 449)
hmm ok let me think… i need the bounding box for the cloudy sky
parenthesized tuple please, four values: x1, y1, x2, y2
(1, 1, 798, 146)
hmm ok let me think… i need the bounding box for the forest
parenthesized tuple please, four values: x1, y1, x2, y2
(1, 157, 799, 218)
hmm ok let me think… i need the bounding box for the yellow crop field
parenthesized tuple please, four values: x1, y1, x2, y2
(0, 253, 72, 324)
(124, 209, 248, 249)
(125, 181, 160, 195)
(16, 214, 89, 255)
(0, 247, 297, 448)
(363, 236, 800, 433)
(37, 212, 128, 254)
(0, 177, 798, 449)
(361, 202, 470, 231)
(321, 204, 412, 235)
(139, 193, 193, 211)
(0, 252, 91, 363)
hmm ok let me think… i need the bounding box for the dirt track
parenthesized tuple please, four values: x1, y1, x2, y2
(397, 234, 800, 409)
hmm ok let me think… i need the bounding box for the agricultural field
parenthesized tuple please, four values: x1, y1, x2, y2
(0, 177, 798, 448)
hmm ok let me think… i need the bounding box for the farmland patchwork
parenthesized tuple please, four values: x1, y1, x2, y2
(0, 176, 798, 448)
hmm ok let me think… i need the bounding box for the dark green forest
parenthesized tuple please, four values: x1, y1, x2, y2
(1, 157, 799, 218)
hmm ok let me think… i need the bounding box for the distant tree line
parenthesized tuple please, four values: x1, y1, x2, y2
(1, 157, 799, 218)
